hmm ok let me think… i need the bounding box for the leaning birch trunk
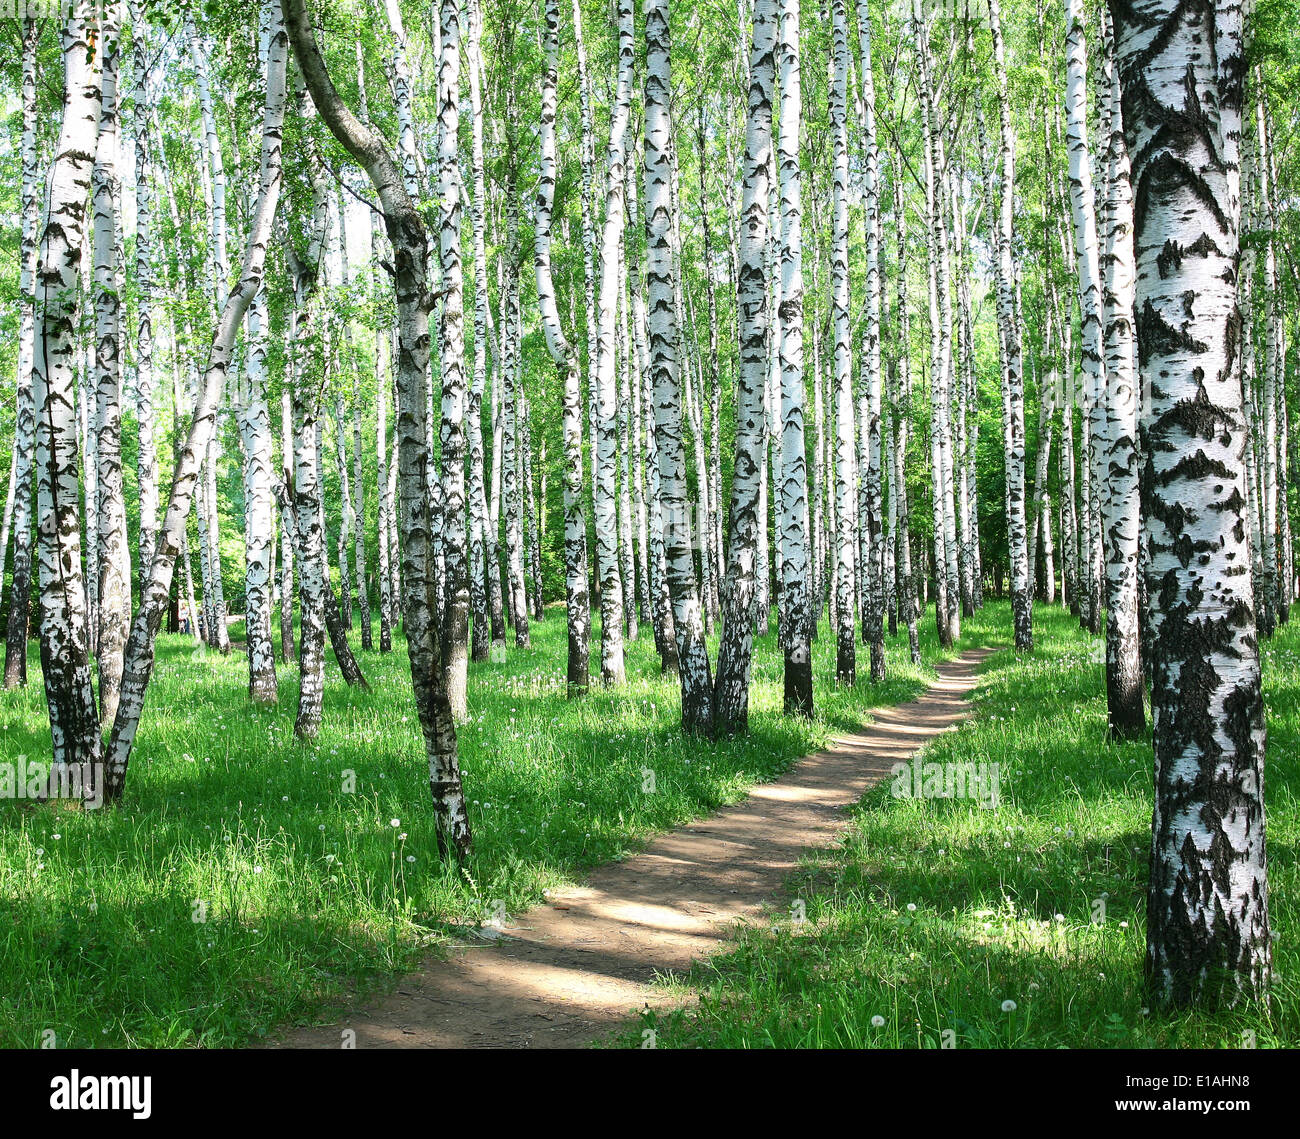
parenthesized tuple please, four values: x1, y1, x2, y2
(714, 0, 776, 733)
(93, 3, 132, 727)
(591, 0, 634, 686)
(102, 0, 287, 800)
(645, 0, 713, 733)
(283, 0, 471, 862)
(32, 2, 103, 776)
(1114, 0, 1269, 1007)
(4, 16, 40, 690)
(1097, 10, 1145, 739)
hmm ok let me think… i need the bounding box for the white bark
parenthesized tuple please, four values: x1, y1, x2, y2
(1114, 0, 1268, 1006)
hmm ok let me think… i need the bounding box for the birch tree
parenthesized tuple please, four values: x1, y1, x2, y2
(776, 0, 812, 712)
(591, 0, 634, 686)
(715, 0, 776, 733)
(4, 17, 40, 690)
(32, 1, 103, 775)
(831, 0, 857, 681)
(988, 0, 1029, 651)
(1113, 0, 1268, 1007)
(646, 0, 713, 733)
(1097, 8, 1144, 738)
(854, 0, 885, 682)
(533, 0, 589, 693)
(92, 2, 132, 726)
(437, 0, 471, 722)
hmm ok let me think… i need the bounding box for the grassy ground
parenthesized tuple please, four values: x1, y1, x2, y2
(0, 597, 992, 1048)
(616, 604, 1299, 1049)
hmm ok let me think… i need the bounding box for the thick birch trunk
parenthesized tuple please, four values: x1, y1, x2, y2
(33, 3, 103, 776)
(1114, 0, 1269, 1007)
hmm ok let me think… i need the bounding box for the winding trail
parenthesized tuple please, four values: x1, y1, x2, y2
(272, 648, 991, 1049)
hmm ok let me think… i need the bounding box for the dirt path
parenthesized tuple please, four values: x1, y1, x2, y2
(271, 649, 992, 1049)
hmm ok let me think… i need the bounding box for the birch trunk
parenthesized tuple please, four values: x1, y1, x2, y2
(4, 16, 40, 690)
(592, 0, 634, 685)
(239, 264, 279, 703)
(775, 0, 812, 712)
(715, 0, 776, 732)
(93, 3, 131, 726)
(855, 0, 885, 681)
(279, 385, 297, 662)
(1097, 9, 1145, 738)
(32, 3, 103, 777)
(132, 4, 158, 598)
(646, 0, 712, 731)
(893, 171, 920, 665)
(437, 0, 470, 721)
(914, 13, 951, 650)
(533, 0, 588, 691)
(988, 0, 1029, 650)
(1114, 0, 1268, 1007)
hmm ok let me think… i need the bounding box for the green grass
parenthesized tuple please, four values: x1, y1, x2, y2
(614, 604, 1300, 1049)
(0, 598, 984, 1048)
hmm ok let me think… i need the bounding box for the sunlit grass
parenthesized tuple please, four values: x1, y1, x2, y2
(616, 605, 1299, 1049)
(0, 595, 977, 1047)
